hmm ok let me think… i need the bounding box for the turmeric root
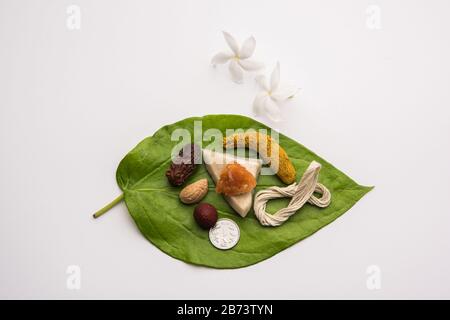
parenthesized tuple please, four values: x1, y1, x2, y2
(223, 132, 296, 184)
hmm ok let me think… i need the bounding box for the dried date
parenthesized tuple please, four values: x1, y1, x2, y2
(165, 143, 201, 186)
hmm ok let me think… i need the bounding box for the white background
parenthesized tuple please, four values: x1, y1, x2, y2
(1, 0, 449, 299)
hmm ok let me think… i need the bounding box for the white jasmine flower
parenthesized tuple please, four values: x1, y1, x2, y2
(211, 31, 264, 83)
(253, 62, 300, 122)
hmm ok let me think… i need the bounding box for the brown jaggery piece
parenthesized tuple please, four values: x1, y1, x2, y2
(216, 163, 257, 196)
(223, 132, 296, 184)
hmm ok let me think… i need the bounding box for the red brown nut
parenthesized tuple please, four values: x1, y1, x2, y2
(193, 203, 218, 230)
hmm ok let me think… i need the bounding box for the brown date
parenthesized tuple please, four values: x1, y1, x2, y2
(165, 143, 201, 186)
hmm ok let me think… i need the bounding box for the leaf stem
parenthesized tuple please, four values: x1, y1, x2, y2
(92, 193, 124, 219)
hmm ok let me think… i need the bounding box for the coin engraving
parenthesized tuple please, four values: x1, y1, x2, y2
(209, 218, 240, 250)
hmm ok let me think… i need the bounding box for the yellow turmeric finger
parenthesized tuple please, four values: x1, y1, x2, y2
(223, 132, 296, 184)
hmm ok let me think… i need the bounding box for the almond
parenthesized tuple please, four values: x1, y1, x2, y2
(179, 178, 208, 204)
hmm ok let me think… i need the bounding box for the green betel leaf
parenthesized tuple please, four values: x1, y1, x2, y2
(97, 114, 372, 269)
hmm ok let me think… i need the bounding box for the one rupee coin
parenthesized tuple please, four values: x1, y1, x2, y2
(209, 218, 240, 250)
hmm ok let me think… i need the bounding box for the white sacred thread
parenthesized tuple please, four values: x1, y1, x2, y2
(253, 161, 331, 226)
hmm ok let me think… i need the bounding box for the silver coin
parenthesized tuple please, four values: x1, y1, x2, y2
(209, 218, 240, 250)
